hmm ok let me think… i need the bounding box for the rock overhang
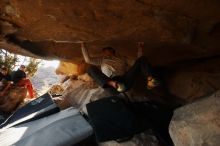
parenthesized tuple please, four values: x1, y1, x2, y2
(0, 0, 219, 66)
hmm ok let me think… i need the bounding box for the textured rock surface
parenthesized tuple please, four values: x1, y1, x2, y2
(54, 74, 109, 110)
(169, 91, 220, 146)
(0, 0, 219, 66)
(99, 130, 160, 146)
(55, 61, 78, 75)
(167, 58, 220, 102)
(0, 1, 219, 102)
(0, 0, 219, 107)
(0, 87, 27, 113)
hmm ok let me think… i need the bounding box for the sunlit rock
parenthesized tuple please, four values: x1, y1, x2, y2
(169, 91, 220, 146)
(56, 61, 78, 75)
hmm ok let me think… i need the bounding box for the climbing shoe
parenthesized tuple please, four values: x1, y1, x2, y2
(147, 78, 160, 89)
(116, 82, 126, 92)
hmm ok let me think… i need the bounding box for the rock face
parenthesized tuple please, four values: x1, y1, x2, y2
(169, 91, 220, 146)
(0, 0, 220, 66)
(167, 58, 220, 102)
(99, 130, 160, 146)
(0, 0, 219, 102)
(55, 61, 78, 75)
(0, 87, 27, 113)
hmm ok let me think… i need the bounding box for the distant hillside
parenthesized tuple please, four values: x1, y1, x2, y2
(31, 67, 62, 95)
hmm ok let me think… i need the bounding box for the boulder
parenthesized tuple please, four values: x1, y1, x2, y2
(167, 58, 220, 102)
(52, 73, 109, 110)
(56, 61, 78, 75)
(99, 130, 160, 146)
(169, 91, 220, 146)
(0, 87, 27, 113)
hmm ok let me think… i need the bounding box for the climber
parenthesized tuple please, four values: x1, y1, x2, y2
(0, 67, 12, 97)
(80, 42, 159, 94)
(12, 65, 34, 98)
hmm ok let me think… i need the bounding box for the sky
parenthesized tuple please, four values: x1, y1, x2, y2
(40, 60, 60, 68)
(0, 49, 60, 69)
(15, 52, 60, 69)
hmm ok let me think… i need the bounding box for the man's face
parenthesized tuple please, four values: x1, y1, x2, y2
(1, 70, 7, 75)
(102, 50, 114, 57)
(20, 67, 26, 71)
